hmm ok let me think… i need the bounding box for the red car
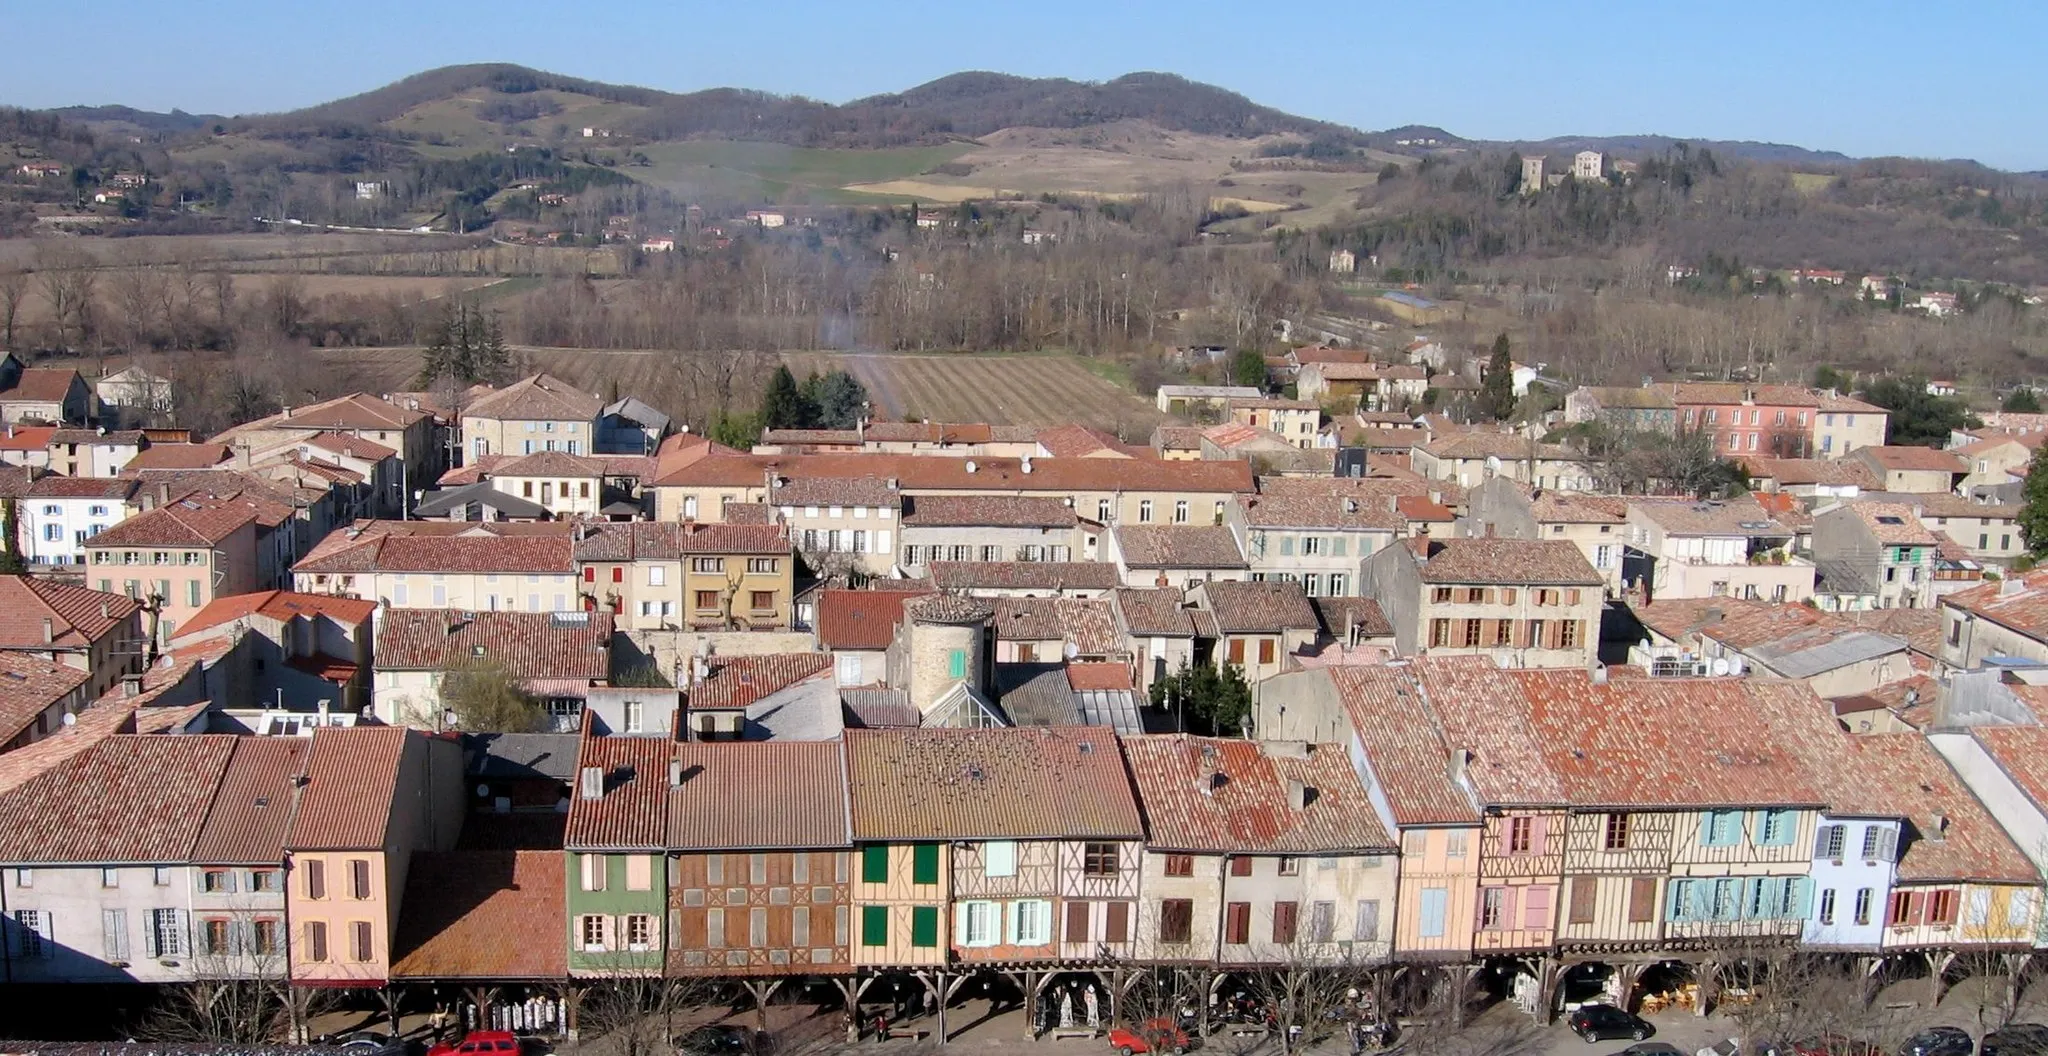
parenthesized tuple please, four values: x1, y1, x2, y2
(1109, 1020, 1190, 1056)
(426, 1032, 522, 1056)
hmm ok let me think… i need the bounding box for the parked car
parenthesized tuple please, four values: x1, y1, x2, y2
(1570, 1005, 1653, 1043)
(1985, 1025, 2048, 1056)
(1793, 1034, 1883, 1056)
(426, 1032, 521, 1056)
(1624, 1044, 1685, 1056)
(336, 1032, 408, 1056)
(1899, 1028, 1972, 1056)
(1110, 1019, 1192, 1056)
(677, 1026, 763, 1056)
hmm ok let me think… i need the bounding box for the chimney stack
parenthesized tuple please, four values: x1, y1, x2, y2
(668, 759, 684, 787)
(1287, 779, 1314, 811)
(579, 766, 604, 801)
(41, 618, 53, 645)
(1447, 747, 1470, 787)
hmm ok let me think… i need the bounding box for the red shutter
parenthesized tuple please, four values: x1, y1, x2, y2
(1104, 902, 1130, 943)
(1225, 902, 1251, 944)
(1065, 901, 1091, 943)
(583, 567, 595, 583)
(1230, 857, 1252, 877)
(612, 566, 623, 583)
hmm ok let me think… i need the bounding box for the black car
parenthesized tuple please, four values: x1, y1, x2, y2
(1985, 1025, 2048, 1056)
(1900, 1028, 1972, 1056)
(677, 1026, 763, 1056)
(1568, 1005, 1653, 1043)
(1620, 1044, 1685, 1056)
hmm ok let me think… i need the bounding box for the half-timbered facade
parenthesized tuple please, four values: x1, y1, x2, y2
(1121, 735, 1398, 967)
(666, 741, 854, 976)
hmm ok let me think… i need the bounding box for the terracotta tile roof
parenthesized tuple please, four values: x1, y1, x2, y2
(83, 498, 255, 548)
(1629, 495, 1790, 536)
(1312, 596, 1392, 638)
(0, 653, 89, 743)
(1236, 493, 1406, 531)
(285, 726, 410, 850)
(668, 741, 851, 849)
(765, 475, 904, 508)
(494, 449, 607, 478)
(1066, 662, 1132, 692)
(0, 576, 139, 650)
(0, 465, 32, 499)
(1121, 735, 1394, 853)
(846, 726, 1141, 841)
(1227, 397, 1321, 412)
(1749, 490, 1812, 529)
(653, 450, 1253, 495)
(858, 421, 1034, 445)
(991, 597, 1121, 655)
(1034, 424, 1130, 458)
(1197, 580, 1318, 632)
(1290, 346, 1374, 366)
(901, 495, 1078, 528)
(119, 443, 233, 472)
(1953, 432, 2045, 457)
(1418, 538, 1600, 585)
(1899, 492, 2020, 520)
(377, 609, 612, 681)
(292, 431, 395, 463)
(4, 367, 83, 405)
(0, 425, 58, 451)
(1260, 469, 1456, 502)
(1423, 433, 1588, 462)
(1842, 607, 1944, 657)
(1152, 426, 1205, 451)
(1819, 393, 1886, 413)
(464, 373, 602, 422)
(1857, 445, 1966, 473)
(1114, 525, 1246, 569)
(178, 589, 378, 639)
(928, 561, 1122, 592)
(391, 850, 566, 979)
(1827, 674, 1938, 728)
(1841, 501, 1940, 545)
(191, 737, 309, 864)
(1112, 587, 1198, 637)
(1325, 666, 1481, 826)
(296, 530, 574, 574)
(761, 427, 861, 445)
(1940, 568, 2048, 641)
(1513, 671, 1837, 811)
(1666, 382, 1821, 408)
(565, 733, 673, 850)
(570, 521, 787, 561)
(816, 588, 930, 650)
(25, 475, 137, 499)
(688, 653, 832, 711)
(1837, 732, 2035, 884)
(1394, 495, 1456, 523)
(841, 687, 919, 728)
(1743, 457, 1881, 489)
(0, 735, 237, 863)
(1529, 492, 1628, 524)
(217, 392, 426, 439)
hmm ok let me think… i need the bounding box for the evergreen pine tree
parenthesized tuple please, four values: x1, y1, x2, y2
(758, 367, 806, 430)
(1481, 332, 1517, 421)
(0, 499, 24, 575)
(2019, 442, 2048, 560)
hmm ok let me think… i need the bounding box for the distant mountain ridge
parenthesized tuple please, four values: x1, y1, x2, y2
(16, 62, 1988, 169)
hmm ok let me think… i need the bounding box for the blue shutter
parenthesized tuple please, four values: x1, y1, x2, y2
(1280, 537, 1295, 556)
(1691, 880, 1715, 921)
(1332, 537, 1347, 557)
(1419, 888, 1448, 938)
(1787, 877, 1814, 919)
(1667, 879, 1691, 921)
(1698, 813, 1715, 846)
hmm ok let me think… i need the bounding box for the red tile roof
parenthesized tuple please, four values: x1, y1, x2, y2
(1120, 735, 1394, 853)
(1418, 538, 1600, 585)
(0, 652, 89, 743)
(296, 531, 574, 574)
(990, 597, 1121, 655)
(1197, 579, 1318, 633)
(901, 495, 1079, 528)
(286, 726, 410, 851)
(565, 733, 673, 850)
(1838, 733, 2035, 884)
(1035, 424, 1131, 459)
(377, 609, 612, 681)
(191, 737, 309, 864)
(0, 426, 57, 452)
(687, 653, 832, 711)
(1326, 666, 1482, 826)
(816, 588, 930, 650)
(464, 373, 602, 422)
(1114, 525, 1247, 570)
(653, 450, 1253, 494)
(25, 475, 137, 499)
(767, 475, 905, 508)
(668, 741, 851, 849)
(928, 561, 1123, 591)
(1237, 493, 1406, 532)
(494, 449, 607, 478)
(1065, 662, 1132, 692)
(218, 392, 427, 438)
(1112, 587, 1198, 637)
(0, 576, 139, 650)
(4, 367, 83, 405)
(301, 431, 397, 462)
(570, 521, 787, 561)
(177, 589, 378, 639)
(1941, 568, 2048, 641)
(121, 443, 233, 471)
(0, 735, 237, 863)
(84, 498, 256, 548)
(1857, 445, 1967, 473)
(391, 850, 566, 979)
(846, 726, 1141, 841)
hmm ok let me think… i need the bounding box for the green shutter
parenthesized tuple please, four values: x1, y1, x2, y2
(1280, 537, 1295, 556)
(912, 843, 939, 885)
(861, 845, 888, 884)
(947, 649, 966, 679)
(861, 905, 888, 947)
(911, 905, 939, 948)
(1332, 537, 1347, 557)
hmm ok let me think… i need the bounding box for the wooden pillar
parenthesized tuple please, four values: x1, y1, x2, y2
(1693, 959, 1720, 1018)
(1858, 955, 1885, 1007)
(462, 985, 499, 1032)
(832, 978, 861, 1043)
(744, 979, 783, 1035)
(1447, 964, 1482, 1028)
(941, 972, 972, 1044)
(1015, 971, 1042, 1040)
(1928, 951, 1957, 1008)
(289, 987, 313, 1044)
(1536, 957, 1568, 1023)
(382, 985, 404, 1036)
(1614, 963, 1646, 1014)
(560, 984, 587, 1042)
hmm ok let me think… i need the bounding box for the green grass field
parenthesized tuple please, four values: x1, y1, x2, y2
(632, 140, 973, 204)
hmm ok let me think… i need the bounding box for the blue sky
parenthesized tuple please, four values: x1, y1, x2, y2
(3, 0, 2042, 170)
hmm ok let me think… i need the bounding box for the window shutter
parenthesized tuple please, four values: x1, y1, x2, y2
(954, 904, 971, 947)
(1104, 901, 1129, 943)
(1066, 901, 1091, 944)
(912, 844, 939, 885)
(861, 845, 888, 884)
(1528, 816, 1548, 854)
(1785, 877, 1811, 920)
(1523, 885, 1552, 930)
(1815, 824, 1837, 858)
(1629, 877, 1657, 924)
(1906, 891, 1927, 925)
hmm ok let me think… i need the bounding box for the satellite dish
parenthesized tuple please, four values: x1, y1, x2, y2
(475, 784, 491, 799)
(1710, 658, 1731, 676)
(1637, 638, 1652, 652)
(1064, 642, 1081, 661)
(1727, 656, 1746, 676)
(61, 712, 76, 728)
(1485, 455, 1503, 472)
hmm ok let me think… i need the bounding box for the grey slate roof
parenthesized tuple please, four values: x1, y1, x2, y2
(413, 481, 551, 520)
(465, 732, 581, 781)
